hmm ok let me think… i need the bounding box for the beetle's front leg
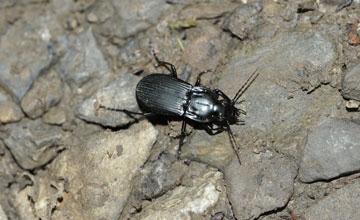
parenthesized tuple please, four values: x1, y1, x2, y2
(203, 124, 226, 135)
(213, 89, 232, 102)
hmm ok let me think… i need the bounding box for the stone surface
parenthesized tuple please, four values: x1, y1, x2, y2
(223, 1, 264, 40)
(43, 107, 67, 125)
(133, 167, 225, 220)
(0, 141, 21, 188)
(0, 204, 7, 220)
(20, 70, 63, 119)
(179, 2, 239, 20)
(12, 170, 65, 220)
(104, 0, 170, 38)
(76, 73, 140, 127)
(224, 151, 298, 220)
(0, 101, 24, 123)
(49, 121, 158, 220)
(86, 0, 114, 24)
(3, 119, 65, 170)
(181, 130, 234, 170)
(57, 28, 112, 94)
(299, 118, 360, 182)
(217, 30, 338, 150)
(0, 11, 53, 100)
(342, 62, 360, 101)
(135, 153, 187, 200)
(304, 179, 360, 220)
(181, 33, 224, 72)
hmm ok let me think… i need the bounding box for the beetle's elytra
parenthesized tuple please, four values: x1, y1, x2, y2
(101, 49, 258, 164)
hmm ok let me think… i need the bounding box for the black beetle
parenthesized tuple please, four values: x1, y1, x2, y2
(101, 49, 258, 164)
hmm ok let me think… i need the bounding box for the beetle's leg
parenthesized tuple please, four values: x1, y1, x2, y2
(99, 105, 154, 116)
(151, 48, 178, 78)
(195, 69, 211, 86)
(203, 124, 225, 135)
(213, 89, 232, 102)
(179, 120, 187, 146)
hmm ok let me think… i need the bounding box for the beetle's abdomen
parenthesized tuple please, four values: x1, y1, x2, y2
(136, 74, 192, 116)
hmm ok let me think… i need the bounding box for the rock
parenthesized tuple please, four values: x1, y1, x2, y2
(299, 118, 360, 182)
(3, 119, 65, 170)
(217, 30, 338, 152)
(0, 203, 7, 220)
(0, 0, 15, 8)
(76, 73, 140, 127)
(345, 100, 360, 110)
(0, 141, 21, 188)
(49, 121, 158, 219)
(43, 107, 67, 125)
(224, 151, 298, 220)
(57, 28, 112, 94)
(304, 179, 360, 220)
(179, 2, 239, 20)
(181, 33, 224, 72)
(0, 11, 53, 100)
(86, 0, 114, 24)
(0, 13, 7, 36)
(20, 70, 63, 119)
(342, 63, 360, 101)
(11, 170, 65, 220)
(101, 0, 170, 38)
(181, 130, 234, 170)
(0, 101, 24, 123)
(135, 153, 188, 200)
(133, 167, 225, 220)
(223, 1, 264, 40)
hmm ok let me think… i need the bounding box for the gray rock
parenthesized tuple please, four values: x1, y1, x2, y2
(12, 170, 65, 220)
(304, 179, 360, 220)
(133, 167, 225, 220)
(136, 153, 187, 199)
(76, 73, 140, 127)
(57, 28, 112, 94)
(179, 2, 239, 20)
(43, 107, 67, 125)
(181, 130, 234, 170)
(0, 204, 7, 220)
(49, 121, 158, 220)
(224, 1, 264, 40)
(181, 33, 225, 72)
(224, 151, 298, 220)
(86, 0, 114, 24)
(0, 0, 16, 8)
(0, 141, 21, 188)
(217, 30, 338, 151)
(0, 13, 53, 100)
(299, 118, 360, 182)
(20, 70, 63, 119)
(0, 101, 24, 123)
(102, 0, 170, 38)
(342, 63, 360, 101)
(3, 119, 65, 170)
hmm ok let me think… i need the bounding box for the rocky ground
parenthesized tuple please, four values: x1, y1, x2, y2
(0, 0, 360, 220)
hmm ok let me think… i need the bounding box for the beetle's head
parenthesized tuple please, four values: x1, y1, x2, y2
(213, 100, 245, 124)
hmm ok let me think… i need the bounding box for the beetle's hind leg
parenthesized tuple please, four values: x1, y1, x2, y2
(151, 48, 178, 78)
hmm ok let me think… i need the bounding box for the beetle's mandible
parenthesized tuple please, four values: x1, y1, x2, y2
(101, 49, 258, 164)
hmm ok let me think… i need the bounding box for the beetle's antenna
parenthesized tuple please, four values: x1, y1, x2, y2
(226, 121, 241, 165)
(232, 68, 259, 104)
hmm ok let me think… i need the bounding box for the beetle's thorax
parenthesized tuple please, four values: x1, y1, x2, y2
(185, 87, 225, 123)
